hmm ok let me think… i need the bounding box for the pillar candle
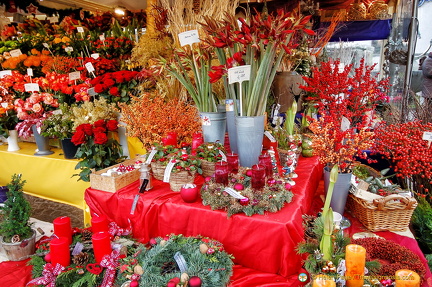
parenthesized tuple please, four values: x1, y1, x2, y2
(53, 216, 72, 245)
(92, 232, 112, 263)
(91, 214, 109, 234)
(312, 274, 336, 287)
(215, 161, 229, 185)
(251, 164, 266, 190)
(258, 153, 272, 177)
(345, 244, 366, 287)
(50, 237, 70, 267)
(395, 269, 420, 287)
(227, 153, 239, 173)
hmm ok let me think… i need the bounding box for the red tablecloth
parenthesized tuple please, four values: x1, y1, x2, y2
(85, 156, 323, 278)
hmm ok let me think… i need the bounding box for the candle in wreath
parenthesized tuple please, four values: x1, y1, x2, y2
(312, 274, 336, 287)
(91, 214, 109, 233)
(251, 164, 266, 190)
(192, 132, 204, 154)
(92, 231, 112, 263)
(395, 269, 420, 287)
(215, 161, 229, 185)
(227, 153, 239, 173)
(345, 244, 366, 287)
(53, 216, 72, 245)
(258, 153, 272, 177)
(50, 237, 70, 267)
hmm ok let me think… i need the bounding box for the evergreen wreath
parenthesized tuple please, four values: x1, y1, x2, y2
(116, 234, 234, 287)
(201, 167, 294, 217)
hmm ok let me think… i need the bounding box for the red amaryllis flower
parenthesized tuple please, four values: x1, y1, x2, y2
(106, 120, 118, 131)
(71, 130, 86, 145)
(93, 132, 108, 145)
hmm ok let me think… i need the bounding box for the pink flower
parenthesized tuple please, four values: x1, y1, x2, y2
(43, 94, 55, 105)
(32, 103, 43, 113)
(28, 93, 40, 104)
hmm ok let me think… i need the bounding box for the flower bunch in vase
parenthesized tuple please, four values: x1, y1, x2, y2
(40, 103, 75, 140)
(0, 101, 19, 138)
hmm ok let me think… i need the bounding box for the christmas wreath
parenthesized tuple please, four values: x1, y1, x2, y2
(116, 234, 234, 287)
(201, 167, 294, 217)
(353, 237, 427, 281)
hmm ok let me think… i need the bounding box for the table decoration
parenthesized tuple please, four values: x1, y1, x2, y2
(395, 269, 420, 287)
(53, 216, 73, 245)
(195, 142, 226, 177)
(0, 100, 20, 151)
(201, 167, 294, 217)
(165, 150, 202, 192)
(226, 152, 239, 173)
(115, 234, 234, 287)
(50, 237, 71, 267)
(215, 161, 229, 185)
(91, 214, 109, 234)
(251, 164, 266, 190)
(345, 244, 366, 287)
(180, 184, 200, 203)
(148, 145, 180, 181)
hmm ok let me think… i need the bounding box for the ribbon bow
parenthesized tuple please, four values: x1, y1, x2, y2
(99, 250, 121, 287)
(26, 263, 65, 287)
(108, 220, 132, 237)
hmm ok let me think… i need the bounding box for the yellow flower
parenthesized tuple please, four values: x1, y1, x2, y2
(53, 37, 62, 44)
(61, 36, 71, 43)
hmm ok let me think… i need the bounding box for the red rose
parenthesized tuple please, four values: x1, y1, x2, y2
(71, 130, 86, 145)
(94, 84, 105, 93)
(93, 126, 106, 134)
(109, 87, 119, 96)
(77, 123, 93, 136)
(93, 120, 105, 128)
(94, 132, 108, 145)
(106, 120, 118, 131)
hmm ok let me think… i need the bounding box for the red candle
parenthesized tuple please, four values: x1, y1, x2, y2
(50, 237, 70, 267)
(91, 214, 109, 234)
(165, 132, 178, 146)
(215, 161, 229, 185)
(227, 153, 239, 173)
(192, 132, 204, 155)
(251, 164, 266, 190)
(53, 216, 72, 245)
(258, 153, 273, 177)
(92, 232, 112, 263)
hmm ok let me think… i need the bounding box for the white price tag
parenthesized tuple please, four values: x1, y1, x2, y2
(65, 46, 74, 53)
(69, 71, 81, 81)
(1, 103, 8, 108)
(9, 49, 22, 58)
(174, 252, 188, 273)
(43, 43, 49, 48)
(163, 158, 177, 183)
(178, 30, 200, 47)
(219, 151, 227, 161)
(200, 114, 211, 126)
(85, 62, 95, 73)
(52, 109, 63, 115)
(145, 148, 158, 164)
(91, 53, 100, 59)
(264, 131, 277, 142)
(27, 68, 33, 77)
(422, 132, 432, 141)
(228, 65, 251, 84)
(88, 88, 97, 96)
(341, 116, 350, 131)
(77, 26, 85, 33)
(24, 83, 39, 92)
(48, 16, 59, 23)
(0, 70, 12, 78)
(224, 187, 246, 199)
(99, 34, 105, 41)
(225, 99, 234, 112)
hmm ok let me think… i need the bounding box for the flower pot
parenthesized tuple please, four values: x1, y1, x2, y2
(201, 159, 216, 177)
(323, 166, 353, 215)
(200, 112, 226, 144)
(225, 99, 238, 153)
(61, 138, 79, 159)
(31, 125, 54, 156)
(0, 229, 36, 261)
(235, 115, 265, 168)
(7, 130, 20, 152)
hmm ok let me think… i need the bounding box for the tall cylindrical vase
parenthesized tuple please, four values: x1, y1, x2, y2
(225, 99, 238, 153)
(116, 112, 130, 159)
(31, 125, 54, 156)
(323, 166, 352, 215)
(200, 112, 227, 144)
(235, 115, 265, 168)
(7, 130, 20, 152)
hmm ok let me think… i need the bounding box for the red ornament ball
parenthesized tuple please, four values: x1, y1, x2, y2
(285, 183, 292, 190)
(44, 253, 51, 262)
(246, 170, 253, 177)
(169, 277, 180, 284)
(166, 282, 176, 287)
(129, 280, 139, 287)
(204, 176, 212, 182)
(189, 276, 202, 287)
(149, 238, 157, 245)
(239, 197, 249, 206)
(233, 183, 244, 191)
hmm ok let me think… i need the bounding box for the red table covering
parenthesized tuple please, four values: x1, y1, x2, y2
(85, 156, 323, 278)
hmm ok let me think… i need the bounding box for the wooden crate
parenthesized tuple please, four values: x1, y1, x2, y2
(90, 159, 140, 193)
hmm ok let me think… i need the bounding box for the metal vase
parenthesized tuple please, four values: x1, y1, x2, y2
(31, 125, 54, 156)
(235, 115, 265, 168)
(200, 112, 227, 144)
(323, 166, 353, 215)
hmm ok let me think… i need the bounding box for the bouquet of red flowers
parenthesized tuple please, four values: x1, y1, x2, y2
(72, 119, 125, 181)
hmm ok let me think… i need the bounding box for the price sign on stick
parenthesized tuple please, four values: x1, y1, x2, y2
(24, 83, 39, 92)
(178, 30, 200, 47)
(0, 70, 12, 78)
(228, 65, 251, 116)
(69, 71, 80, 81)
(423, 131, 432, 147)
(27, 68, 33, 77)
(340, 116, 350, 131)
(77, 27, 84, 33)
(9, 49, 22, 58)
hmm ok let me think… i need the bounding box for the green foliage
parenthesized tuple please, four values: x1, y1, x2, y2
(411, 196, 432, 254)
(0, 109, 19, 138)
(0, 174, 33, 242)
(41, 104, 75, 139)
(426, 254, 432, 271)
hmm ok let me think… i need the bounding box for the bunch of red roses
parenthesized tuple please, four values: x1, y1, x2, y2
(90, 70, 139, 105)
(72, 119, 125, 182)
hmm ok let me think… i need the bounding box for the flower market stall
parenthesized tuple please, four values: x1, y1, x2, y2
(0, 0, 432, 287)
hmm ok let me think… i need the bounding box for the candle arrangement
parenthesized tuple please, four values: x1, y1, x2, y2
(53, 216, 72, 245)
(345, 244, 366, 287)
(91, 214, 109, 234)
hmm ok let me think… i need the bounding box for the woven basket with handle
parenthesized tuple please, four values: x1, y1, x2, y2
(151, 162, 166, 181)
(346, 193, 417, 232)
(169, 170, 196, 192)
(201, 160, 216, 177)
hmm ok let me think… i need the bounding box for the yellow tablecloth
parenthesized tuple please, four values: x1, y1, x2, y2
(0, 142, 90, 224)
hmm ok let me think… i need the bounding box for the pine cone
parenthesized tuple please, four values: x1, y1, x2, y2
(72, 252, 90, 266)
(81, 229, 92, 241)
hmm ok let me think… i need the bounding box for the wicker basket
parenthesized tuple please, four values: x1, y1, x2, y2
(151, 162, 166, 181)
(169, 170, 196, 192)
(346, 193, 417, 232)
(201, 160, 216, 177)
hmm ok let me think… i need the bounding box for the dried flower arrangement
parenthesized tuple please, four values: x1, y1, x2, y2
(119, 92, 201, 149)
(71, 98, 118, 129)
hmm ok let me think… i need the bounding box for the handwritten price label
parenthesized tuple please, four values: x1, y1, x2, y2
(77, 26, 84, 33)
(340, 116, 350, 132)
(219, 151, 227, 161)
(422, 132, 432, 141)
(178, 30, 200, 47)
(264, 131, 277, 142)
(224, 187, 246, 199)
(91, 53, 100, 59)
(99, 34, 105, 41)
(0, 70, 12, 78)
(9, 49, 22, 58)
(85, 62, 95, 73)
(145, 148, 158, 164)
(24, 83, 40, 92)
(69, 71, 81, 81)
(163, 158, 177, 182)
(228, 65, 251, 84)
(48, 16, 59, 23)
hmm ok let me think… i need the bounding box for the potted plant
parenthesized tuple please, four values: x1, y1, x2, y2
(0, 104, 20, 152)
(0, 174, 36, 261)
(195, 142, 226, 177)
(40, 103, 78, 159)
